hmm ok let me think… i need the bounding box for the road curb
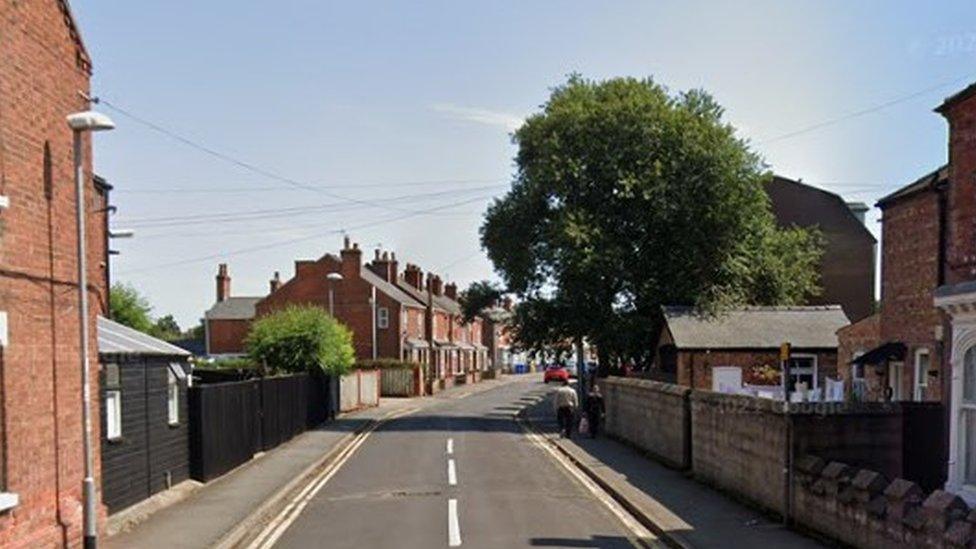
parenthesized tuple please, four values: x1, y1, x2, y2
(519, 411, 694, 549)
(212, 415, 382, 549)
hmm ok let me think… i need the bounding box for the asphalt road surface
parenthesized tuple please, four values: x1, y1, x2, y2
(263, 377, 650, 549)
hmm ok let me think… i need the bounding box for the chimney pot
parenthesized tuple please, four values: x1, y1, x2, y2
(270, 271, 282, 293)
(216, 263, 231, 302)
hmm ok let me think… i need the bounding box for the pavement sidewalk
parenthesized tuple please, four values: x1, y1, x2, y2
(522, 396, 824, 549)
(106, 375, 518, 549)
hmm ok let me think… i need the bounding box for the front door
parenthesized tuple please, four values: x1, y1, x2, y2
(889, 361, 904, 401)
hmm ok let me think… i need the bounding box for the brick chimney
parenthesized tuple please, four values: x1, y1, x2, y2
(445, 282, 458, 300)
(502, 296, 513, 311)
(389, 252, 399, 284)
(340, 237, 362, 280)
(404, 263, 424, 289)
(938, 85, 976, 281)
(427, 273, 443, 296)
(216, 263, 231, 302)
(269, 271, 282, 293)
(368, 249, 395, 282)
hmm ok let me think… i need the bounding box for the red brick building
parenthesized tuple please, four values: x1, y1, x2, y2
(203, 264, 261, 357)
(0, 1, 112, 545)
(838, 166, 948, 402)
(654, 306, 847, 394)
(203, 239, 491, 386)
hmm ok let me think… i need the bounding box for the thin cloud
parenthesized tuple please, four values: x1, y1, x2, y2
(431, 103, 524, 132)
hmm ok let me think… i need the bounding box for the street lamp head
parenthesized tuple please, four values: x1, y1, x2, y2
(327, 272, 344, 282)
(66, 110, 116, 132)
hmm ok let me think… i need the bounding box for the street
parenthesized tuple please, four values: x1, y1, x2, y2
(254, 378, 652, 549)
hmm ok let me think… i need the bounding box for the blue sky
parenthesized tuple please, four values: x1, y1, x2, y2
(73, 1, 976, 327)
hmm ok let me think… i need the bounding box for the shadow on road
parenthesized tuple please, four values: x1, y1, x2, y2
(529, 535, 639, 548)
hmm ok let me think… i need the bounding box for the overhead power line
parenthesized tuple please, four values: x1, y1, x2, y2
(114, 177, 507, 194)
(757, 73, 975, 146)
(116, 193, 496, 276)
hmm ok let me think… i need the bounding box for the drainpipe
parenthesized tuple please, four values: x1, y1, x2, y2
(371, 286, 378, 360)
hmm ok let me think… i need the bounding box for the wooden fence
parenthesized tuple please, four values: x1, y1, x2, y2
(379, 367, 423, 397)
(188, 373, 337, 482)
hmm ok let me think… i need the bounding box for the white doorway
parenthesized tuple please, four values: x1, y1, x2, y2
(889, 361, 904, 401)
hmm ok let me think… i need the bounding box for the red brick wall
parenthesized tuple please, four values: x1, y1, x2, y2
(944, 92, 976, 283)
(206, 319, 251, 355)
(878, 190, 945, 401)
(255, 250, 416, 362)
(0, 1, 107, 546)
(677, 349, 838, 392)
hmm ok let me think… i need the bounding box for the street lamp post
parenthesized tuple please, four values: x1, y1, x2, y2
(327, 272, 343, 316)
(67, 110, 115, 549)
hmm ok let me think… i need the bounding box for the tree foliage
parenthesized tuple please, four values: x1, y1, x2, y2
(110, 283, 154, 334)
(245, 305, 355, 375)
(459, 280, 503, 323)
(481, 75, 823, 365)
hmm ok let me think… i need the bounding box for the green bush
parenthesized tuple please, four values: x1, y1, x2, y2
(353, 359, 416, 370)
(210, 357, 258, 370)
(245, 305, 355, 375)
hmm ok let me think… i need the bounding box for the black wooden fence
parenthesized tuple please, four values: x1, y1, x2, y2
(188, 373, 337, 482)
(902, 401, 947, 493)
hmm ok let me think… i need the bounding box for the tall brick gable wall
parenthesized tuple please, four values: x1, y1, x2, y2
(943, 92, 976, 283)
(0, 1, 108, 546)
(878, 189, 946, 401)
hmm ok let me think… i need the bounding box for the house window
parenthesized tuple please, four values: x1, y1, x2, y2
(786, 354, 817, 392)
(914, 348, 930, 401)
(105, 390, 122, 440)
(962, 347, 976, 485)
(167, 367, 179, 425)
(377, 307, 389, 329)
(852, 351, 864, 380)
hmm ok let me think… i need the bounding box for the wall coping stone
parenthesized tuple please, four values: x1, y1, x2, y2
(604, 376, 690, 397)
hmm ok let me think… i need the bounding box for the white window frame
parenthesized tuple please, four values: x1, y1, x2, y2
(914, 348, 931, 401)
(167, 368, 179, 425)
(105, 389, 122, 440)
(377, 307, 389, 329)
(786, 353, 818, 390)
(960, 347, 976, 491)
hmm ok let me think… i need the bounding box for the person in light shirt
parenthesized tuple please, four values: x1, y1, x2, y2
(552, 379, 579, 438)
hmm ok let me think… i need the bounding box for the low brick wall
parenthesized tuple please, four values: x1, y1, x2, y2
(793, 455, 971, 548)
(601, 377, 691, 469)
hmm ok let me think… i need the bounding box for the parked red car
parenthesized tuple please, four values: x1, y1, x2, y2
(543, 365, 570, 383)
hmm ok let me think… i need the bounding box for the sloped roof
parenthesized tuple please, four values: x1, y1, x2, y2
(98, 316, 190, 357)
(663, 305, 848, 349)
(205, 297, 261, 320)
(936, 81, 976, 114)
(395, 276, 447, 312)
(876, 165, 948, 208)
(431, 292, 462, 315)
(58, 1, 92, 72)
(361, 268, 424, 308)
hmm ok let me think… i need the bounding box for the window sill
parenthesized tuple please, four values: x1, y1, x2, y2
(107, 436, 125, 444)
(0, 492, 19, 513)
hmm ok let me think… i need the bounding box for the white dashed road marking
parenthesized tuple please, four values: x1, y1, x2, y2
(448, 498, 462, 547)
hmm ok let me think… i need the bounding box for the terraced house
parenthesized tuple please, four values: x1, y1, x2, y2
(203, 238, 491, 387)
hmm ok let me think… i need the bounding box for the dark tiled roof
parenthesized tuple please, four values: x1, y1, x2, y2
(431, 293, 461, 315)
(394, 276, 447, 312)
(663, 305, 848, 349)
(936, 81, 976, 114)
(361, 268, 424, 308)
(876, 165, 948, 208)
(205, 297, 261, 320)
(98, 316, 191, 357)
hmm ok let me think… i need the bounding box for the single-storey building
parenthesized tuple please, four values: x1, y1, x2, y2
(654, 305, 849, 393)
(98, 317, 192, 513)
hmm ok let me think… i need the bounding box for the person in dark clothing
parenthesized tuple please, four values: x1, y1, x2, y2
(585, 385, 605, 438)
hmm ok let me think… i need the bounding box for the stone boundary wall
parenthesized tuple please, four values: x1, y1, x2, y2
(601, 377, 691, 469)
(794, 455, 973, 548)
(690, 390, 790, 513)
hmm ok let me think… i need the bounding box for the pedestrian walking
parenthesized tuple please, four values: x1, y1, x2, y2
(552, 379, 579, 438)
(585, 384, 605, 439)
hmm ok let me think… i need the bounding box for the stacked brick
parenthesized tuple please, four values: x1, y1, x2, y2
(795, 455, 976, 548)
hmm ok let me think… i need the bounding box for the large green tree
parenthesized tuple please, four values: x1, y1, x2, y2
(481, 76, 822, 366)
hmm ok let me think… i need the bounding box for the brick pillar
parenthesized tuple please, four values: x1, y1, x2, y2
(216, 263, 231, 302)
